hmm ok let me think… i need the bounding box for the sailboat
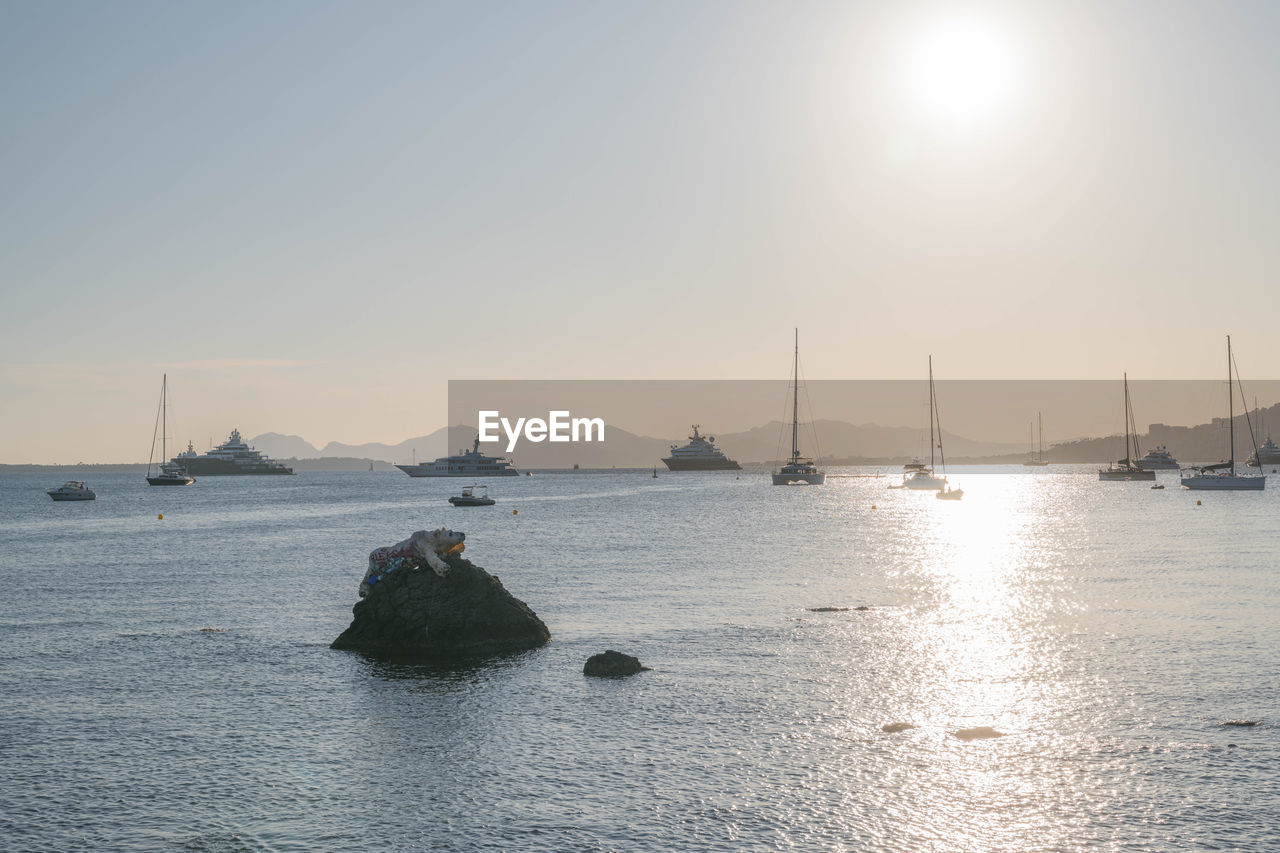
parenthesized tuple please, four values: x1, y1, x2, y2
(146, 374, 195, 486)
(1022, 412, 1049, 466)
(771, 329, 824, 485)
(904, 356, 947, 490)
(1181, 336, 1265, 490)
(931, 358, 963, 500)
(1098, 374, 1155, 481)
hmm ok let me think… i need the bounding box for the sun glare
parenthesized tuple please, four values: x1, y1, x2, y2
(908, 20, 1017, 126)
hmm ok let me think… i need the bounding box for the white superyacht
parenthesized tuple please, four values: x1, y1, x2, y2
(396, 437, 521, 478)
(662, 426, 741, 471)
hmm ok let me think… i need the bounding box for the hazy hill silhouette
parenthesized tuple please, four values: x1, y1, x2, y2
(250, 421, 1024, 468)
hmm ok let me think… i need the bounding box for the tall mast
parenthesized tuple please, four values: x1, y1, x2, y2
(1123, 373, 1131, 464)
(1038, 411, 1044, 462)
(1228, 335, 1234, 475)
(161, 373, 167, 461)
(791, 328, 799, 462)
(928, 355, 935, 471)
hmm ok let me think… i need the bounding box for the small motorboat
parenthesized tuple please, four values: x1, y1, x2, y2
(935, 486, 964, 501)
(1151, 484, 1165, 490)
(47, 481, 96, 501)
(448, 485, 495, 507)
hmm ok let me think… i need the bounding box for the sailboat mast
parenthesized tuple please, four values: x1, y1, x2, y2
(1038, 411, 1044, 462)
(928, 356, 935, 471)
(1123, 373, 1131, 464)
(1228, 335, 1235, 475)
(791, 328, 799, 462)
(161, 373, 167, 461)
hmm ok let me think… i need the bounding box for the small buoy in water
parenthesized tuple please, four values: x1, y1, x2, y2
(1197, 500, 1202, 506)
(157, 513, 163, 520)
(512, 509, 518, 515)
(871, 505, 877, 510)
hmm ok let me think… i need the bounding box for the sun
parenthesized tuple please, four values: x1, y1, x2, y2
(907, 20, 1017, 126)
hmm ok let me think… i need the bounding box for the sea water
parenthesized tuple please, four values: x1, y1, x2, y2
(1, 467, 1277, 851)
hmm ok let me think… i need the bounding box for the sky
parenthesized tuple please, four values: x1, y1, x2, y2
(3, 1, 1280, 462)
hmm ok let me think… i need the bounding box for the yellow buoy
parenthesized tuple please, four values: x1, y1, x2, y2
(512, 509, 518, 515)
(871, 505, 876, 510)
(158, 513, 163, 519)
(1196, 500, 1201, 506)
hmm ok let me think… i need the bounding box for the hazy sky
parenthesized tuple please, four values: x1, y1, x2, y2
(4, 1, 1279, 462)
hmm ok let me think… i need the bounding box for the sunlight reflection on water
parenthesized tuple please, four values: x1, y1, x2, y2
(0, 466, 1276, 851)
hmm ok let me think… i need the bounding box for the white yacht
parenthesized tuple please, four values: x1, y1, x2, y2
(1182, 336, 1264, 491)
(662, 426, 741, 471)
(1099, 374, 1156, 481)
(47, 481, 96, 501)
(1136, 445, 1179, 470)
(396, 437, 521, 478)
(1246, 436, 1280, 468)
(174, 429, 292, 476)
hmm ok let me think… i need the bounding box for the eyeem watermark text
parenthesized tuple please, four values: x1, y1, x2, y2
(478, 411, 605, 452)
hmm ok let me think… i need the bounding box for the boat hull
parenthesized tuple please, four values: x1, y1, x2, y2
(1246, 454, 1280, 468)
(1022, 461, 1049, 467)
(904, 475, 946, 490)
(1098, 469, 1156, 481)
(772, 471, 825, 485)
(448, 497, 496, 506)
(662, 457, 742, 471)
(176, 460, 292, 475)
(146, 476, 195, 486)
(48, 492, 95, 501)
(1180, 475, 1265, 490)
(396, 465, 520, 478)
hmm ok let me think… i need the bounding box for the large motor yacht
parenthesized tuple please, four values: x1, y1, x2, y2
(173, 429, 293, 475)
(662, 425, 741, 471)
(1246, 436, 1280, 468)
(396, 437, 521, 478)
(1136, 445, 1179, 470)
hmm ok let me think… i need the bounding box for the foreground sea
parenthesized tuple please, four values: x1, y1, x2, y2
(1, 466, 1277, 851)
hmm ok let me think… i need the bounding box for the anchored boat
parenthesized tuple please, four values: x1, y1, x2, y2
(449, 485, 496, 506)
(1181, 336, 1265, 491)
(771, 329, 824, 485)
(146, 374, 195, 486)
(1098, 374, 1156, 481)
(47, 481, 96, 501)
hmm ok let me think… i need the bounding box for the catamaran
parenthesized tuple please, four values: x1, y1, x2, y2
(771, 329, 824, 485)
(1181, 336, 1265, 491)
(1098, 374, 1155, 481)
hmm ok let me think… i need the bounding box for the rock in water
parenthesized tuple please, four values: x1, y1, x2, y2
(331, 553, 550, 661)
(952, 726, 1005, 741)
(583, 650, 649, 677)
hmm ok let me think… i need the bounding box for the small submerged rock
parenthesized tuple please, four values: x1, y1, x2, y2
(806, 605, 871, 613)
(952, 726, 1005, 741)
(584, 650, 649, 677)
(881, 722, 916, 734)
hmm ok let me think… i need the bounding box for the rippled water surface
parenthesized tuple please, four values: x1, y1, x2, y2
(2, 467, 1278, 851)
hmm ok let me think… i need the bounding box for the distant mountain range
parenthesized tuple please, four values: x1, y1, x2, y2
(248, 401, 1280, 468)
(249, 421, 1026, 468)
